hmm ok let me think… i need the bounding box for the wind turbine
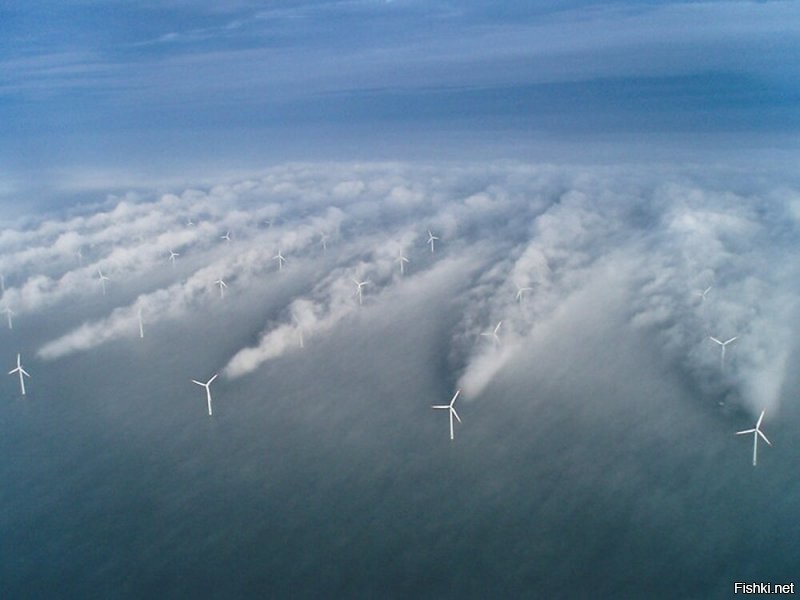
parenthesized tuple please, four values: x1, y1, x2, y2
(8, 353, 30, 396)
(431, 390, 462, 440)
(137, 308, 144, 338)
(696, 286, 712, 302)
(426, 230, 439, 253)
(319, 233, 329, 254)
(220, 231, 231, 242)
(396, 253, 409, 275)
(709, 335, 737, 368)
(515, 284, 533, 305)
(186, 218, 195, 227)
(97, 269, 110, 295)
(169, 249, 180, 266)
(273, 251, 286, 271)
(736, 409, 771, 466)
(481, 321, 503, 346)
(191, 373, 218, 416)
(214, 278, 228, 298)
(352, 278, 369, 305)
(2, 306, 14, 330)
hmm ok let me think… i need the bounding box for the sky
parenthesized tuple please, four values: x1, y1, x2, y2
(2, 0, 800, 205)
(2, 2, 800, 598)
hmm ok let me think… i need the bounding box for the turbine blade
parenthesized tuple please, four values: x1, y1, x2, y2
(758, 431, 771, 446)
(431, 405, 448, 409)
(191, 380, 204, 386)
(736, 429, 756, 435)
(208, 373, 219, 384)
(709, 337, 722, 345)
(756, 410, 765, 428)
(450, 390, 460, 404)
(452, 408, 461, 423)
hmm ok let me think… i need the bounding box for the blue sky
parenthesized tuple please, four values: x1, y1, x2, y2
(1, 1, 799, 203)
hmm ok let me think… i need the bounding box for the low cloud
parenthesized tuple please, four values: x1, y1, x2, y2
(0, 161, 793, 419)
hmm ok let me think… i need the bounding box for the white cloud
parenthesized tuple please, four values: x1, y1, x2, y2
(0, 161, 792, 420)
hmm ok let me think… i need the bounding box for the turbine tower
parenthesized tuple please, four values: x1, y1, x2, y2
(709, 335, 737, 368)
(273, 251, 286, 271)
(396, 253, 409, 275)
(191, 373, 218, 416)
(426, 230, 439, 253)
(736, 409, 771, 466)
(137, 308, 144, 338)
(431, 390, 462, 440)
(214, 278, 228, 298)
(2, 306, 14, 330)
(8, 353, 30, 396)
(352, 278, 369, 305)
(481, 321, 503, 346)
(97, 269, 110, 295)
(169, 249, 180, 266)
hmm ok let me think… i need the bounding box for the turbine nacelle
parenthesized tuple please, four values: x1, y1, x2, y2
(214, 278, 228, 298)
(8, 352, 31, 395)
(431, 389, 462, 440)
(192, 373, 219, 416)
(352, 278, 369, 305)
(736, 409, 771, 466)
(426, 229, 439, 252)
(481, 321, 503, 346)
(709, 335, 737, 368)
(97, 269, 110, 295)
(396, 254, 409, 275)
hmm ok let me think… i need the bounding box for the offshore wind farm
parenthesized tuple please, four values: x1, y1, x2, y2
(2, 1, 800, 598)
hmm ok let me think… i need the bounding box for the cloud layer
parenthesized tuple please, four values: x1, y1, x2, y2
(1, 161, 797, 418)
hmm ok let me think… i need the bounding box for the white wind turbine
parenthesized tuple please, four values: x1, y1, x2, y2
(696, 286, 712, 302)
(352, 278, 369, 305)
(709, 335, 737, 368)
(2, 306, 14, 330)
(8, 353, 30, 396)
(220, 231, 231, 242)
(273, 251, 286, 271)
(432, 390, 462, 440)
(191, 373, 218, 416)
(515, 284, 533, 305)
(214, 278, 228, 298)
(426, 229, 439, 253)
(396, 253, 409, 275)
(319, 233, 329, 254)
(137, 308, 144, 339)
(97, 269, 110, 295)
(292, 313, 305, 348)
(481, 321, 503, 346)
(736, 409, 771, 466)
(169, 249, 180, 266)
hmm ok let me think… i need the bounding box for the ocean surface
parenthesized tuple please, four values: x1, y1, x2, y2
(2, 265, 798, 599)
